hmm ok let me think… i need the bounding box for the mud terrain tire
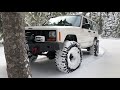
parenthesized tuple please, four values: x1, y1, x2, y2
(55, 41, 82, 73)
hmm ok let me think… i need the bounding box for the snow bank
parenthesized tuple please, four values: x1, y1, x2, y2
(0, 46, 8, 78)
(0, 38, 3, 44)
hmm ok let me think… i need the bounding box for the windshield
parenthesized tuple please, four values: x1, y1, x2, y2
(43, 15, 81, 27)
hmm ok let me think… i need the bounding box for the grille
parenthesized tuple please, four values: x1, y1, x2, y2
(25, 30, 56, 42)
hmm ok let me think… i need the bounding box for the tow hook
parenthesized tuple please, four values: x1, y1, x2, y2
(32, 48, 38, 54)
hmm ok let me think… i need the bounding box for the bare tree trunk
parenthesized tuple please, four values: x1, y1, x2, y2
(99, 12, 103, 34)
(1, 12, 32, 78)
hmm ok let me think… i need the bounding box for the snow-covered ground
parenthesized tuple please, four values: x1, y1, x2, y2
(0, 38, 3, 44)
(0, 38, 120, 78)
(0, 45, 7, 78)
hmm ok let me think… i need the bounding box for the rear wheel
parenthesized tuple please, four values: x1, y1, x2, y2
(55, 41, 82, 73)
(89, 39, 99, 56)
(94, 40, 99, 56)
(46, 51, 56, 59)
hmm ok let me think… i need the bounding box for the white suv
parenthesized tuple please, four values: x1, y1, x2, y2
(25, 14, 99, 73)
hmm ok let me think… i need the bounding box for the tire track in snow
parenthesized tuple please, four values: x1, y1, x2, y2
(81, 46, 106, 68)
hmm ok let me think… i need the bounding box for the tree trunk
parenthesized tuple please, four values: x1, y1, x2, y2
(0, 13, 3, 39)
(1, 12, 32, 78)
(99, 12, 103, 34)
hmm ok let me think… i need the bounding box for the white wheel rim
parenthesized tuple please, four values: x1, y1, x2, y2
(67, 47, 81, 69)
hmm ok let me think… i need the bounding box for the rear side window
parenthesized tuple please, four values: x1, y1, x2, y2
(88, 19, 97, 31)
(93, 22, 97, 31)
(82, 17, 89, 29)
(82, 17, 97, 30)
(82, 17, 88, 24)
(88, 20, 93, 30)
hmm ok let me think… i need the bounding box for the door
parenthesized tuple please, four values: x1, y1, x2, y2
(80, 17, 92, 48)
(88, 20, 96, 43)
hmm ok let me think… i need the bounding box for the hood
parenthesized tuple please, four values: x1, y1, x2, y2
(25, 26, 79, 30)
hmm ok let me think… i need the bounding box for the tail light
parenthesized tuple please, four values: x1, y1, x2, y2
(32, 48, 39, 54)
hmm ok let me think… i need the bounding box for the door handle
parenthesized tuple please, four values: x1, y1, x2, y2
(88, 31, 91, 33)
(93, 32, 95, 33)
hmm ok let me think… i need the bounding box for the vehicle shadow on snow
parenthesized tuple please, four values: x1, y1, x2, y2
(82, 51, 91, 56)
(31, 58, 63, 77)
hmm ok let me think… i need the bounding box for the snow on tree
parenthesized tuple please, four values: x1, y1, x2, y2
(102, 12, 120, 38)
(113, 12, 120, 38)
(86, 12, 103, 35)
(4, 12, 120, 38)
(25, 12, 79, 26)
(25, 12, 64, 26)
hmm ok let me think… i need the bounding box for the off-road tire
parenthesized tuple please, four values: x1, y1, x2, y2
(46, 51, 56, 59)
(94, 40, 99, 56)
(89, 39, 99, 56)
(28, 52, 38, 63)
(55, 41, 82, 73)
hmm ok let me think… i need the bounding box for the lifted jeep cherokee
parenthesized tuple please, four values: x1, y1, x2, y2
(25, 14, 99, 73)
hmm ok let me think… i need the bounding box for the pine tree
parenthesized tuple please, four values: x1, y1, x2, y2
(25, 12, 78, 26)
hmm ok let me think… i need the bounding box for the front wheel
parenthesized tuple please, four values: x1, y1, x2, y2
(55, 41, 82, 73)
(28, 52, 38, 63)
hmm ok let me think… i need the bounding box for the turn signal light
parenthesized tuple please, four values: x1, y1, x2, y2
(59, 32, 61, 41)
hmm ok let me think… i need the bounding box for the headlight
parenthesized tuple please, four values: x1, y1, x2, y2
(35, 36, 45, 42)
(49, 31, 56, 38)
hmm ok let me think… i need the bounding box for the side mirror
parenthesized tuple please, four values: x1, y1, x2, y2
(82, 23, 90, 29)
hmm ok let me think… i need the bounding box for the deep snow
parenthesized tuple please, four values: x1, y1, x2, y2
(0, 38, 120, 78)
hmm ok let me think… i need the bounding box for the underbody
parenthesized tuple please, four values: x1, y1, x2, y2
(27, 42, 63, 55)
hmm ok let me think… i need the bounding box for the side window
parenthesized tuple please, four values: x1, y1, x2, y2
(93, 23, 97, 31)
(89, 20, 93, 30)
(74, 16, 81, 27)
(82, 17, 89, 29)
(82, 17, 88, 25)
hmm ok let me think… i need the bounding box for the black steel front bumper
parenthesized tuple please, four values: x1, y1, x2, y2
(27, 42, 63, 55)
